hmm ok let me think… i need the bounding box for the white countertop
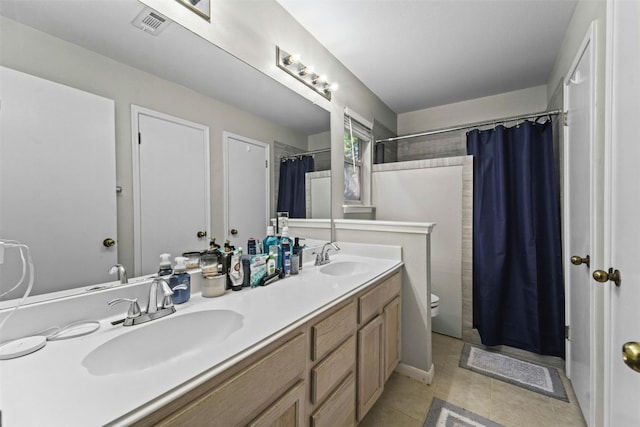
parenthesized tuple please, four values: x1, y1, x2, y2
(0, 249, 401, 427)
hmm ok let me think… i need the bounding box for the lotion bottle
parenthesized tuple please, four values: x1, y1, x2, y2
(267, 252, 276, 275)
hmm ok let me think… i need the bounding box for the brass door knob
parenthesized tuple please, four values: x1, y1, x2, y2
(570, 255, 590, 267)
(593, 268, 622, 287)
(103, 238, 116, 248)
(197, 231, 207, 238)
(230, 229, 238, 235)
(622, 342, 640, 373)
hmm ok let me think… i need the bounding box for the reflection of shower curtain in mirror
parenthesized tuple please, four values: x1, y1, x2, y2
(467, 120, 565, 357)
(277, 156, 315, 218)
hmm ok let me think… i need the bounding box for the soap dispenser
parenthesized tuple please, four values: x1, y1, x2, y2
(169, 256, 191, 304)
(158, 253, 173, 277)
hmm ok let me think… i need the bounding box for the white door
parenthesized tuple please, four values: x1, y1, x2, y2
(0, 66, 117, 296)
(564, 25, 596, 424)
(605, 1, 640, 424)
(224, 133, 269, 249)
(133, 107, 210, 275)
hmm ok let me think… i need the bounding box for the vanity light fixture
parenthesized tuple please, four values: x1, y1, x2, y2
(276, 46, 337, 101)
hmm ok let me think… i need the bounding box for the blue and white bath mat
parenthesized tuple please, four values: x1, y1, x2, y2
(424, 398, 504, 427)
(459, 343, 568, 401)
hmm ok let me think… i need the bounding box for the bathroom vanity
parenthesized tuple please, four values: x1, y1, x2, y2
(0, 244, 402, 426)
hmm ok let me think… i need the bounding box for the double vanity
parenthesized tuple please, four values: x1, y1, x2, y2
(0, 243, 403, 426)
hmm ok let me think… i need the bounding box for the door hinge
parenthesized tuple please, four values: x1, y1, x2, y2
(565, 325, 570, 340)
(563, 111, 568, 127)
(265, 159, 268, 168)
(138, 132, 142, 144)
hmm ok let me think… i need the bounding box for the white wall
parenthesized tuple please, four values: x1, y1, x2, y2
(372, 157, 475, 340)
(334, 220, 435, 380)
(398, 85, 548, 135)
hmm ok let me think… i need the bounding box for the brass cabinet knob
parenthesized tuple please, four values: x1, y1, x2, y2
(570, 255, 590, 267)
(593, 268, 622, 287)
(230, 229, 238, 235)
(103, 238, 116, 248)
(197, 231, 207, 238)
(622, 342, 640, 373)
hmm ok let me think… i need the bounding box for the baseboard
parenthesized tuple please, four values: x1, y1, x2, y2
(395, 362, 435, 384)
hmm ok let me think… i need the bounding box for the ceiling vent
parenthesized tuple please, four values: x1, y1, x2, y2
(132, 7, 171, 36)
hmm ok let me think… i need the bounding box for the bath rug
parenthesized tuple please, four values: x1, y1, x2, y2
(459, 343, 568, 402)
(424, 397, 504, 427)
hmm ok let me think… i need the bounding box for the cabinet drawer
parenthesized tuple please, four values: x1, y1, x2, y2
(310, 373, 356, 427)
(160, 333, 305, 426)
(358, 272, 401, 324)
(311, 335, 356, 405)
(312, 301, 357, 362)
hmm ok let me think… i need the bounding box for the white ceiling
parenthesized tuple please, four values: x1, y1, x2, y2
(278, 0, 578, 114)
(1, 0, 578, 132)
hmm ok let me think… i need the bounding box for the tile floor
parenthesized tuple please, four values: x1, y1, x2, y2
(360, 333, 587, 427)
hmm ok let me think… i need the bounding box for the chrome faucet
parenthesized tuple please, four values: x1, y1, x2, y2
(108, 278, 178, 326)
(108, 264, 128, 284)
(315, 242, 340, 266)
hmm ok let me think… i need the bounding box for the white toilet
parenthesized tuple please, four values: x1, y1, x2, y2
(430, 293, 440, 317)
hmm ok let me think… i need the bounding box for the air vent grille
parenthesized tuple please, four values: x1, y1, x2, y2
(132, 7, 171, 36)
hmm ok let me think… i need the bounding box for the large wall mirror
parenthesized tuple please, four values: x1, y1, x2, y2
(0, 0, 330, 304)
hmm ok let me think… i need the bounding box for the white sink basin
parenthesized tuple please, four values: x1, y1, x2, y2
(319, 261, 371, 277)
(82, 309, 243, 376)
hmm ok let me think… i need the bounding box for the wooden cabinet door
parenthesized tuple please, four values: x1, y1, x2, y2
(384, 297, 401, 381)
(356, 315, 384, 421)
(311, 374, 356, 427)
(249, 381, 306, 427)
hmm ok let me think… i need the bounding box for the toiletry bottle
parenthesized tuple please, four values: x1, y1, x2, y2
(158, 253, 173, 277)
(264, 226, 278, 252)
(292, 237, 305, 270)
(247, 238, 257, 255)
(230, 248, 244, 291)
(241, 254, 251, 287)
(169, 256, 191, 304)
(267, 252, 276, 275)
(264, 225, 280, 267)
(281, 240, 291, 276)
(222, 240, 235, 289)
(280, 227, 293, 275)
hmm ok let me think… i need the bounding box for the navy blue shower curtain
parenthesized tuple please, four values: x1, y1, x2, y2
(467, 120, 565, 357)
(277, 156, 314, 218)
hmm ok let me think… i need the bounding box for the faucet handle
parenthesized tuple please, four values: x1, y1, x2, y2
(158, 279, 175, 309)
(108, 298, 141, 319)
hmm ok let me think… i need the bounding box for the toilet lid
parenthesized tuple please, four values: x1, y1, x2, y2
(430, 293, 439, 307)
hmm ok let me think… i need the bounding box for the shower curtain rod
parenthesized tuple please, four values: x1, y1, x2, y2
(280, 147, 330, 160)
(375, 109, 562, 143)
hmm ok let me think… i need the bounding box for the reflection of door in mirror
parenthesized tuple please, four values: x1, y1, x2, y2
(0, 66, 117, 299)
(132, 106, 210, 276)
(224, 133, 269, 249)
